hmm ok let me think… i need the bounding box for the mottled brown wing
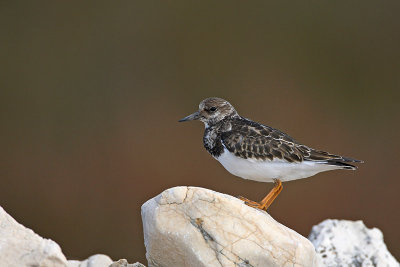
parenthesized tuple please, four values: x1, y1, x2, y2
(220, 119, 307, 162)
(305, 149, 362, 163)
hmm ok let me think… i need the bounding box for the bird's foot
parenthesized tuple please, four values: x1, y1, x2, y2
(237, 196, 267, 210)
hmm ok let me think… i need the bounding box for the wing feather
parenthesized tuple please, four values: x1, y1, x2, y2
(220, 118, 363, 166)
(221, 118, 305, 162)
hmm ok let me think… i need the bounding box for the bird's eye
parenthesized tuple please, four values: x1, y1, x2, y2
(210, 107, 217, 112)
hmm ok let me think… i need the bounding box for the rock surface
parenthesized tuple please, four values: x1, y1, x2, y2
(0, 206, 68, 267)
(67, 254, 113, 267)
(109, 259, 146, 267)
(3, 187, 398, 267)
(68, 255, 146, 267)
(0, 205, 146, 267)
(309, 219, 399, 267)
(141, 186, 321, 267)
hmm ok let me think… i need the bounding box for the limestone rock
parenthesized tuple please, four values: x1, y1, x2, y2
(110, 259, 146, 267)
(141, 186, 321, 267)
(67, 254, 113, 267)
(0, 205, 146, 267)
(308, 219, 399, 267)
(68, 256, 146, 267)
(0, 206, 68, 267)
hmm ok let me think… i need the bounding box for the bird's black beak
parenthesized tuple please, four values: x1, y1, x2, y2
(178, 111, 200, 122)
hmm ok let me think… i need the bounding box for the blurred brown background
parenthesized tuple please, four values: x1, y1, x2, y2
(1, 1, 399, 263)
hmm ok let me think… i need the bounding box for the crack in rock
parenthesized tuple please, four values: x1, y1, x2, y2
(190, 217, 254, 267)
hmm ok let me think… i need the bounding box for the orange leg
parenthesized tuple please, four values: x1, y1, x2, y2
(238, 179, 283, 211)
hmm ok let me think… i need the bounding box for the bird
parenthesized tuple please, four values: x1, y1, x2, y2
(179, 97, 363, 211)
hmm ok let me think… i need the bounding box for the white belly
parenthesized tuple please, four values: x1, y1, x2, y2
(216, 148, 338, 182)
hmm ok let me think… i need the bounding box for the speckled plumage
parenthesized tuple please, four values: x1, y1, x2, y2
(180, 97, 362, 183)
(204, 116, 361, 169)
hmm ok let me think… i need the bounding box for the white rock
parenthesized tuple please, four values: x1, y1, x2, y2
(67, 260, 81, 267)
(110, 259, 146, 266)
(141, 186, 322, 267)
(0, 206, 68, 267)
(308, 219, 399, 267)
(67, 254, 113, 267)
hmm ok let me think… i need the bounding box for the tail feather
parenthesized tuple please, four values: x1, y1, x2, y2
(340, 156, 363, 163)
(305, 148, 363, 170)
(326, 160, 357, 170)
(307, 149, 364, 164)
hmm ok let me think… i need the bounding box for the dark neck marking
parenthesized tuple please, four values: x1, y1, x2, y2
(202, 115, 240, 157)
(203, 118, 231, 158)
(203, 127, 224, 157)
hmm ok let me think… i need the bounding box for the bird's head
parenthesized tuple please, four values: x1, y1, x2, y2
(179, 97, 238, 127)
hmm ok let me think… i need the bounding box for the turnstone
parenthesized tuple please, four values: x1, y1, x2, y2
(179, 97, 363, 211)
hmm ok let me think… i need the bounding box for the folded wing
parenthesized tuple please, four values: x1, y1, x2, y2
(221, 118, 362, 169)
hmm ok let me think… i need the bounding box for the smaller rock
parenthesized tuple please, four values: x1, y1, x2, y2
(0, 205, 143, 267)
(66, 260, 81, 267)
(110, 259, 146, 267)
(0, 206, 68, 267)
(67, 254, 113, 267)
(308, 219, 399, 267)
